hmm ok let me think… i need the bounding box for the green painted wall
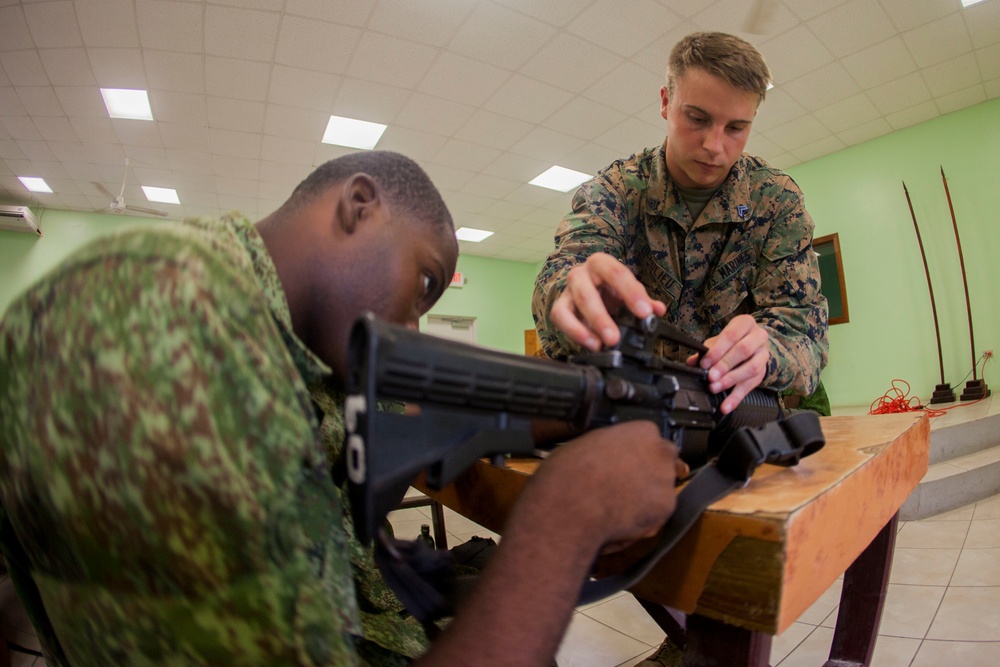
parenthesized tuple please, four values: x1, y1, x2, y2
(788, 97, 999, 407)
(424, 254, 539, 353)
(3, 98, 997, 404)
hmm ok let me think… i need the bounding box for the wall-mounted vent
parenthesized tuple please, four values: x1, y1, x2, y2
(0, 205, 41, 236)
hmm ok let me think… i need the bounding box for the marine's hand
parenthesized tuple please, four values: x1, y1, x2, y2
(550, 253, 666, 352)
(687, 314, 769, 414)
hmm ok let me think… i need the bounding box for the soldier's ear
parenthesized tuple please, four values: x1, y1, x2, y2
(338, 174, 381, 235)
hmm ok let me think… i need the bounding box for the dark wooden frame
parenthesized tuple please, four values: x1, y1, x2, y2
(814, 232, 849, 325)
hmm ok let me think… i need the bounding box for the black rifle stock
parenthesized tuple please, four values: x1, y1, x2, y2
(344, 310, 785, 546)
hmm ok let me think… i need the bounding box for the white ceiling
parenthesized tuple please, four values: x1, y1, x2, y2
(1, 0, 998, 263)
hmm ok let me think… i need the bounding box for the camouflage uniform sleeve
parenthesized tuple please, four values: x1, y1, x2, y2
(0, 233, 362, 666)
(753, 175, 829, 394)
(532, 174, 632, 359)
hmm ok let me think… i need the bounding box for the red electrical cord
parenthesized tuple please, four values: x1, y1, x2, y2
(868, 354, 992, 418)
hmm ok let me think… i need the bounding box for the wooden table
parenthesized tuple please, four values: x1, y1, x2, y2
(419, 413, 929, 667)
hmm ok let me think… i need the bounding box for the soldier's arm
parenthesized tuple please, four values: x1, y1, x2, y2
(531, 179, 664, 359)
(748, 176, 829, 395)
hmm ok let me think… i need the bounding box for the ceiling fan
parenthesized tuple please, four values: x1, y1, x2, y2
(93, 157, 169, 217)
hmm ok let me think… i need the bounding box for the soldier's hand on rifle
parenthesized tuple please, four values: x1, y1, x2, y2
(529, 420, 680, 550)
(688, 314, 769, 414)
(550, 253, 666, 352)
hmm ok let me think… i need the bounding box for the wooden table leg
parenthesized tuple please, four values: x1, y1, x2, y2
(682, 613, 772, 667)
(823, 512, 899, 667)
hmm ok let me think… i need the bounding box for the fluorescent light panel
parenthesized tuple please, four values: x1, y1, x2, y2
(322, 115, 387, 150)
(530, 165, 591, 192)
(142, 186, 180, 205)
(455, 227, 493, 242)
(962, 0, 986, 7)
(18, 176, 52, 193)
(100, 88, 154, 120)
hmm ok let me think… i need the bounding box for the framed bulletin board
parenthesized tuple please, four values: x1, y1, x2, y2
(814, 233, 849, 325)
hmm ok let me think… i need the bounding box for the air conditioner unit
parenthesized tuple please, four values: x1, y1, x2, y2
(0, 205, 41, 236)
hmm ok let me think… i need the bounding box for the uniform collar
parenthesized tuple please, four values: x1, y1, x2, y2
(651, 140, 755, 226)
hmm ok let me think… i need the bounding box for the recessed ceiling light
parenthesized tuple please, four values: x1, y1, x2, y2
(767, 81, 775, 90)
(961, 0, 986, 7)
(142, 186, 180, 205)
(100, 88, 154, 121)
(530, 165, 592, 193)
(322, 115, 387, 150)
(18, 176, 53, 193)
(455, 227, 494, 242)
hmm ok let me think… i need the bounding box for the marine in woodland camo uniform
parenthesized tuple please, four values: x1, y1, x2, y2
(532, 142, 829, 395)
(0, 214, 425, 666)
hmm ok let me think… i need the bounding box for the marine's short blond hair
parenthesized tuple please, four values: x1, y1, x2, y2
(667, 32, 772, 103)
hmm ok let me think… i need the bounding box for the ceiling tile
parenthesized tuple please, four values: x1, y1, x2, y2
(22, 0, 82, 49)
(210, 128, 262, 159)
(260, 135, 316, 165)
(55, 86, 107, 118)
(82, 141, 126, 165)
(145, 51, 205, 95)
(166, 149, 214, 175)
(783, 62, 861, 112)
(884, 99, 939, 131)
(368, 0, 474, 48)
(879, 0, 956, 33)
(763, 113, 830, 152)
(39, 48, 96, 87)
(112, 119, 162, 149)
(448, 3, 556, 70)
(935, 84, 986, 115)
(15, 139, 57, 162)
(262, 104, 328, 141)
(275, 15, 360, 75)
(32, 116, 77, 142)
(867, 72, 932, 115)
(417, 52, 511, 107)
(582, 61, 662, 115)
(395, 93, 476, 137)
(68, 116, 117, 143)
(16, 87, 63, 117)
(749, 88, 808, 133)
(204, 5, 281, 63)
(2, 117, 42, 142)
(691, 0, 797, 37)
(490, 0, 594, 27)
(840, 37, 917, 90)
(807, 0, 896, 58)
(541, 97, 628, 143)
(785, 0, 852, 22)
(206, 57, 270, 102)
(964, 0, 1000, 49)
(977, 44, 1000, 81)
(433, 139, 502, 172)
(561, 142, 630, 176)
(159, 123, 211, 153)
(74, 0, 139, 48)
(901, 13, 972, 68)
(922, 53, 983, 98)
(484, 75, 575, 124)
(150, 91, 209, 126)
(259, 160, 310, 185)
(592, 116, 664, 154)
(759, 25, 836, 84)
(285, 0, 376, 26)
(439, 189, 497, 215)
(790, 135, 847, 163)
(566, 0, 680, 58)
(332, 77, 411, 125)
(452, 110, 533, 152)
(0, 139, 26, 160)
(214, 175, 259, 197)
(507, 126, 584, 163)
(0, 88, 27, 116)
(268, 66, 340, 111)
(207, 97, 265, 134)
(813, 93, 881, 133)
(59, 160, 100, 182)
(836, 117, 893, 146)
(419, 163, 476, 192)
(135, 0, 203, 53)
(346, 32, 439, 88)
(1, 50, 49, 87)
(520, 32, 623, 93)
(375, 125, 448, 163)
(0, 5, 35, 51)
(87, 47, 147, 88)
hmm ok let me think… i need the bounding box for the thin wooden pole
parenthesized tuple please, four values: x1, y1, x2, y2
(940, 167, 978, 381)
(902, 181, 946, 385)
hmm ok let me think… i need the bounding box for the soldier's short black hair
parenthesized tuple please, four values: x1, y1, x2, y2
(286, 150, 453, 230)
(667, 32, 772, 103)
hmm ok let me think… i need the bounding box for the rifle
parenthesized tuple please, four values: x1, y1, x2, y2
(344, 311, 824, 619)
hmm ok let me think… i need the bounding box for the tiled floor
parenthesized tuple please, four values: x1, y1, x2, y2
(2, 398, 996, 667)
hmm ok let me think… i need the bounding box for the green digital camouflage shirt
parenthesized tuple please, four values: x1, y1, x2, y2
(0, 214, 426, 665)
(532, 143, 829, 394)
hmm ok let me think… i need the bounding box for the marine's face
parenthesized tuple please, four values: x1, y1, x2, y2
(660, 67, 759, 189)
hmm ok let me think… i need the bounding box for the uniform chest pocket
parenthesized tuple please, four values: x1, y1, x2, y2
(703, 250, 756, 326)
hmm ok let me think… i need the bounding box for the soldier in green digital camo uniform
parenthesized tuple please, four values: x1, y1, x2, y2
(532, 32, 829, 667)
(0, 151, 684, 666)
(533, 32, 828, 422)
